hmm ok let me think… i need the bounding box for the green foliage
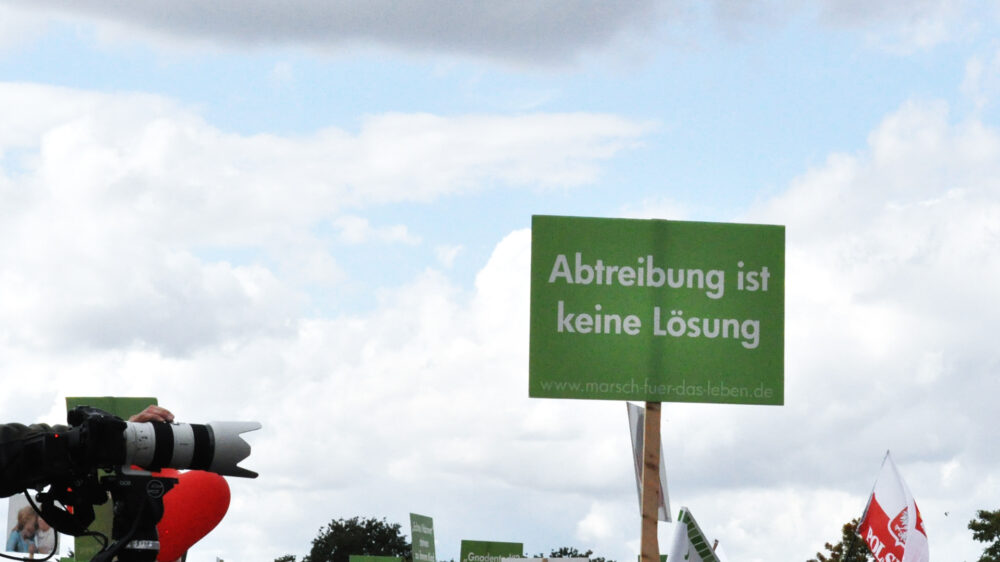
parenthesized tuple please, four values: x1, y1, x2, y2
(970, 509, 1000, 562)
(547, 547, 591, 558)
(534, 546, 615, 562)
(302, 516, 411, 562)
(275, 556, 297, 562)
(807, 519, 872, 562)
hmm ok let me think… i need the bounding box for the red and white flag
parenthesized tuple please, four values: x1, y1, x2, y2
(859, 452, 929, 562)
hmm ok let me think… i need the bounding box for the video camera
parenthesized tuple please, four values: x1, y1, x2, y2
(7, 406, 260, 562)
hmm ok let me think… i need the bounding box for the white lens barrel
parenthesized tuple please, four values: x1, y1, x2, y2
(121, 420, 261, 478)
(122, 422, 157, 468)
(167, 422, 195, 469)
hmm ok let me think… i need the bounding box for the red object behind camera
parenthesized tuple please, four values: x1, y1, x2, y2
(154, 469, 230, 562)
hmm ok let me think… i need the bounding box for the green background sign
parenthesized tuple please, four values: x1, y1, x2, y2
(460, 540, 523, 562)
(350, 556, 404, 562)
(529, 215, 784, 405)
(410, 513, 436, 562)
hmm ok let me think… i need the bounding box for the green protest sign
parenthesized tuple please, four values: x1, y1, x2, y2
(460, 540, 523, 562)
(529, 215, 784, 405)
(350, 557, 404, 562)
(410, 513, 436, 562)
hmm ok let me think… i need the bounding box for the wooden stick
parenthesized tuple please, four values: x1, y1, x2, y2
(640, 401, 661, 562)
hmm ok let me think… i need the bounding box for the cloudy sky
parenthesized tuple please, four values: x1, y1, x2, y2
(1, 1, 999, 561)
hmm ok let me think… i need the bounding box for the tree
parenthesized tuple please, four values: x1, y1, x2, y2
(970, 509, 1000, 562)
(275, 556, 297, 562)
(536, 546, 615, 562)
(807, 519, 872, 562)
(302, 516, 411, 562)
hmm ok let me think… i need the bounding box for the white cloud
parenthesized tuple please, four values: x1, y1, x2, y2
(619, 196, 691, 221)
(269, 60, 296, 86)
(818, 0, 978, 52)
(0, 82, 647, 356)
(435, 244, 464, 268)
(699, 0, 988, 53)
(8, 1, 663, 65)
(732, 98, 1000, 558)
(333, 215, 421, 246)
(0, 5, 49, 51)
(6, 0, 986, 67)
(575, 500, 636, 556)
(962, 48, 1000, 112)
(0, 84, 649, 236)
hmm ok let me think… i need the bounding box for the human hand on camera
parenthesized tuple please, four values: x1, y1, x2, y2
(128, 405, 175, 423)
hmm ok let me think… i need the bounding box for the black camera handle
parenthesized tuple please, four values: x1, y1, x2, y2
(93, 470, 178, 562)
(32, 469, 177, 562)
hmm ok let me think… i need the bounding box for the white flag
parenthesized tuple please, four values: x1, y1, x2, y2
(667, 518, 690, 562)
(627, 402, 671, 521)
(859, 452, 929, 562)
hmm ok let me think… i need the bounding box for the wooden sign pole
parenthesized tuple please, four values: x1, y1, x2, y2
(640, 401, 661, 562)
